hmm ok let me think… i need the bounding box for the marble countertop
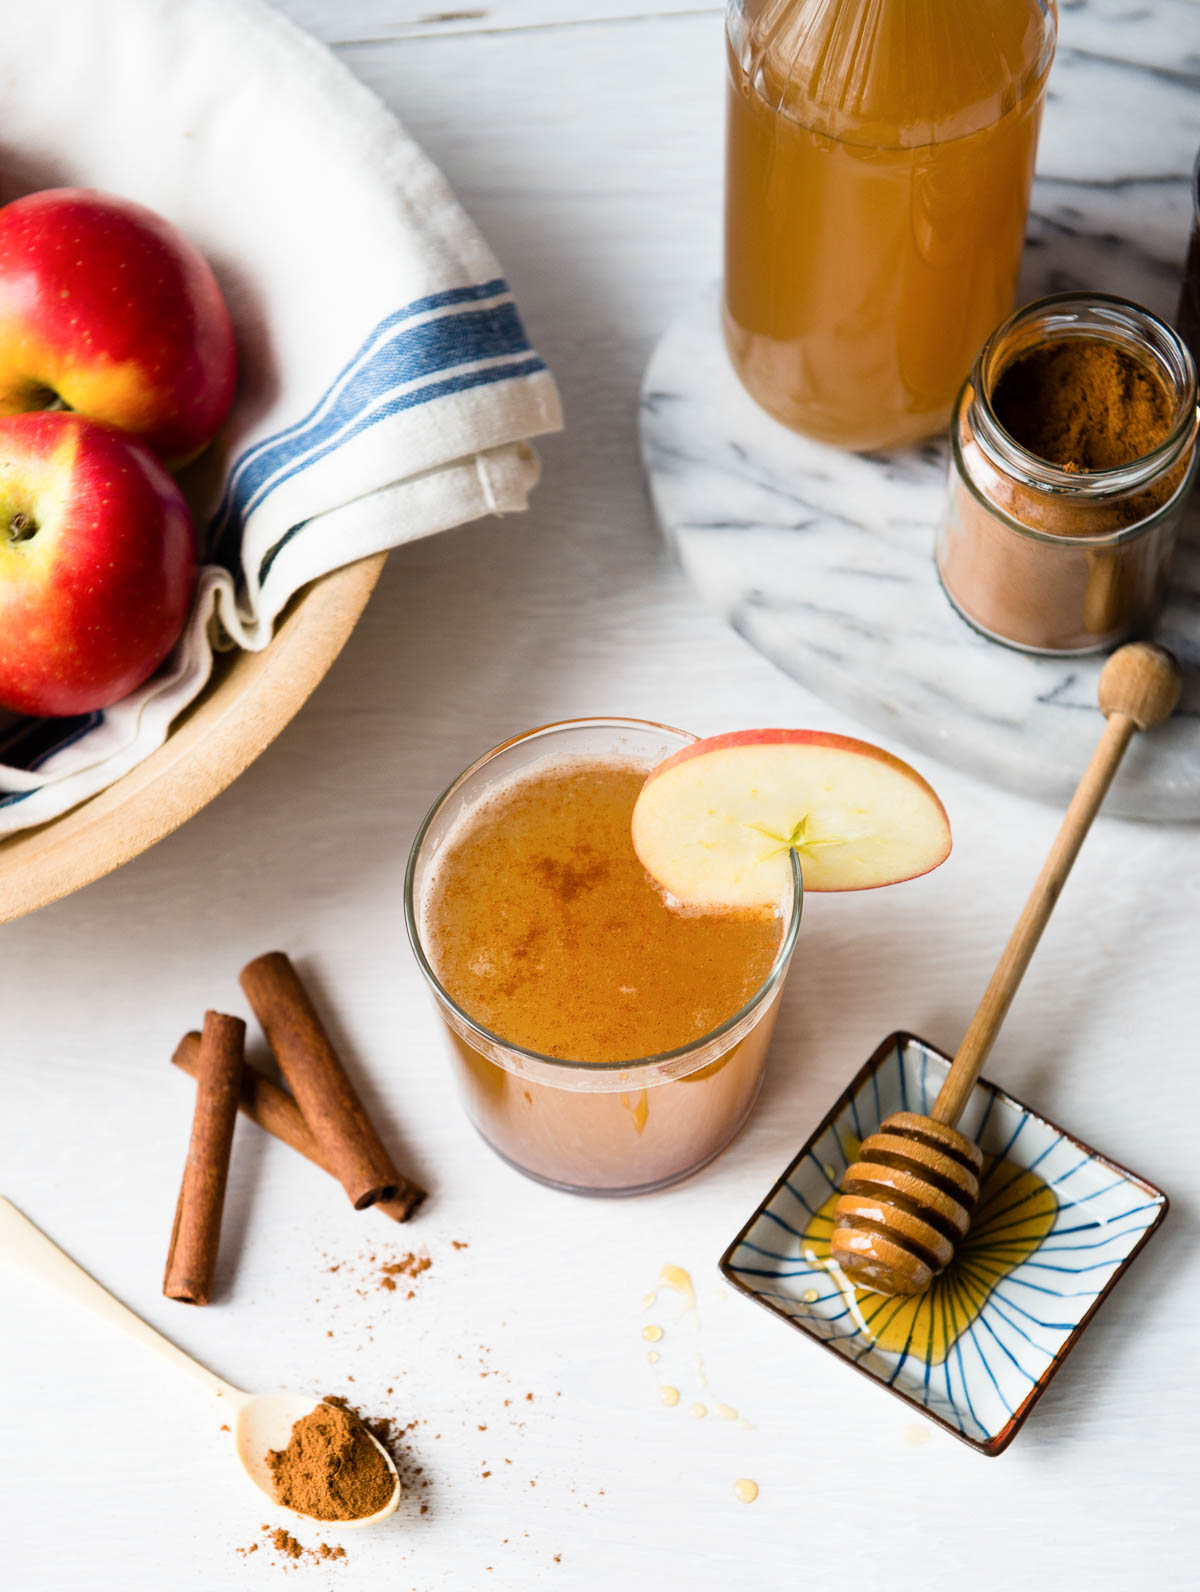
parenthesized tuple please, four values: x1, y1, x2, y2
(641, 9, 1200, 818)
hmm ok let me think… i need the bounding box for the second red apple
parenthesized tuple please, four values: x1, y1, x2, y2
(0, 411, 196, 717)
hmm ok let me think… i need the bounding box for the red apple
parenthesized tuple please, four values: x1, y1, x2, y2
(0, 188, 236, 468)
(631, 729, 952, 905)
(0, 411, 196, 717)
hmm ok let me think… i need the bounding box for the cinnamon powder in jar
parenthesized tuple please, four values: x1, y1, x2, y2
(937, 293, 1198, 654)
(992, 340, 1172, 471)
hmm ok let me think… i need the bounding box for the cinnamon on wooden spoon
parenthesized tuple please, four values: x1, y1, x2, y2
(0, 1197, 400, 1524)
(831, 642, 1182, 1297)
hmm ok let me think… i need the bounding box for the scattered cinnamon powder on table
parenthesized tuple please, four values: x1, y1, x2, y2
(242, 1527, 347, 1567)
(379, 1252, 432, 1291)
(267, 1400, 394, 1522)
(271, 1527, 305, 1561)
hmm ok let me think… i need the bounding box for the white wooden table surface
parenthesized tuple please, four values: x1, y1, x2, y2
(3, 5, 1197, 1588)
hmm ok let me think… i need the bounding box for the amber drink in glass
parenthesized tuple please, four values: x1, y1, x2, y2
(405, 719, 801, 1195)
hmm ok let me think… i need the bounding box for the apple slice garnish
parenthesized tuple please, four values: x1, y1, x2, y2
(631, 730, 951, 906)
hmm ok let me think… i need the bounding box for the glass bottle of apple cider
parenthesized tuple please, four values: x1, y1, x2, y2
(724, 0, 1057, 451)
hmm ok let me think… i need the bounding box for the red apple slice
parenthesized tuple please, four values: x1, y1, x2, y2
(631, 730, 951, 905)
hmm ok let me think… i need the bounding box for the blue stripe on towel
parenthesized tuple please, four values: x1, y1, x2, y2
(223, 305, 532, 528)
(213, 277, 509, 522)
(212, 280, 538, 559)
(256, 355, 546, 585)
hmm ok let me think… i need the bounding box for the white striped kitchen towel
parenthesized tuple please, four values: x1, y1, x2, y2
(0, 0, 562, 835)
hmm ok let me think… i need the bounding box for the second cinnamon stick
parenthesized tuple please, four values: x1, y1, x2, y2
(239, 951, 403, 1212)
(171, 1032, 425, 1222)
(163, 1010, 245, 1305)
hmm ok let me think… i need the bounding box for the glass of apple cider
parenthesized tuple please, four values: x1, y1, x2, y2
(405, 719, 801, 1195)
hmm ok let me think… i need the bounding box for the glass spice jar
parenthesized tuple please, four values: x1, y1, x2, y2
(936, 292, 1199, 654)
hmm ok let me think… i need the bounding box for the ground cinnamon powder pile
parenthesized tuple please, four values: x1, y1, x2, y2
(992, 338, 1173, 471)
(267, 1400, 394, 1522)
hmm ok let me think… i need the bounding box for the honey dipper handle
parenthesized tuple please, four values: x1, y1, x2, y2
(931, 643, 1181, 1128)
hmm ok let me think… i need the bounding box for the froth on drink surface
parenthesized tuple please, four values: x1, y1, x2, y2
(422, 757, 784, 1064)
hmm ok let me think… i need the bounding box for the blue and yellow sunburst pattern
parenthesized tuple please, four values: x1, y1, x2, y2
(720, 1033, 1167, 1454)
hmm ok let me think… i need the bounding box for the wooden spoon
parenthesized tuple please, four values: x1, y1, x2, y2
(830, 642, 1182, 1297)
(0, 1196, 400, 1524)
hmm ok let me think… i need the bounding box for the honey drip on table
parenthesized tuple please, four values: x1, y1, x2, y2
(656, 1264, 696, 1313)
(803, 1145, 1057, 1361)
(642, 1263, 753, 1428)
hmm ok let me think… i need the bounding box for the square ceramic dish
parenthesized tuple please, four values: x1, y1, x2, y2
(720, 1032, 1167, 1455)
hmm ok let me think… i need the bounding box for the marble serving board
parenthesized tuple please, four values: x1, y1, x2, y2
(639, 18, 1200, 821)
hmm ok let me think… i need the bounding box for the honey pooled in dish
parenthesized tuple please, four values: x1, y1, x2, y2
(802, 1149, 1057, 1361)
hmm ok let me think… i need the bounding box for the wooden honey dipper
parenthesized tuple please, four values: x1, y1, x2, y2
(830, 642, 1182, 1298)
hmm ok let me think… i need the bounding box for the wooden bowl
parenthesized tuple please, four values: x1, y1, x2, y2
(0, 552, 385, 925)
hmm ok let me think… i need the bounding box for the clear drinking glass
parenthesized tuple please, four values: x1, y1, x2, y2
(405, 719, 802, 1196)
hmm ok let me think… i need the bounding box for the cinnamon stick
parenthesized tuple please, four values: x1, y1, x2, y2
(171, 1032, 425, 1223)
(163, 1011, 245, 1305)
(239, 952, 409, 1212)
